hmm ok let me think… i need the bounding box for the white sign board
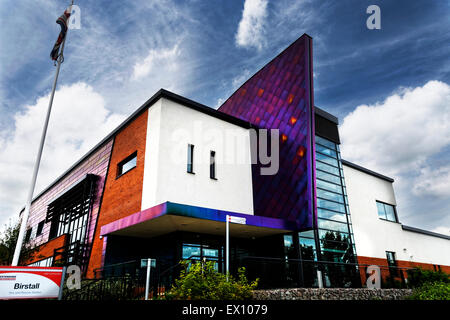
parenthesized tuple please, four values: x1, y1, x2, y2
(0, 266, 64, 300)
(227, 216, 246, 225)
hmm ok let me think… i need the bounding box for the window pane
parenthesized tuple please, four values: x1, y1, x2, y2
(315, 136, 336, 150)
(317, 179, 343, 194)
(121, 156, 136, 174)
(316, 170, 341, 185)
(315, 144, 337, 158)
(298, 230, 315, 239)
(318, 219, 350, 233)
(317, 208, 347, 222)
(187, 144, 194, 173)
(376, 201, 386, 219)
(316, 161, 340, 176)
(316, 153, 339, 167)
(317, 189, 345, 204)
(384, 204, 397, 222)
(182, 244, 201, 259)
(318, 229, 350, 243)
(317, 198, 346, 213)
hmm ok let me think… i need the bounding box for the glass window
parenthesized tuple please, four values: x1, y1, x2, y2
(210, 151, 216, 179)
(376, 201, 386, 219)
(315, 136, 336, 150)
(298, 230, 315, 239)
(376, 201, 397, 222)
(316, 153, 339, 167)
(317, 189, 345, 204)
(317, 219, 350, 233)
(317, 208, 347, 222)
(25, 228, 32, 243)
(36, 221, 44, 236)
(299, 237, 317, 261)
(182, 244, 201, 259)
(117, 152, 137, 177)
(316, 170, 341, 185)
(187, 144, 194, 173)
(317, 198, 346, 213)
(386, 251, 396, 266)
(315, 144, 337, 158)
(318, 229, 350, 243)
(316, 161, 340, 176)
(384, 204, 397, 222)
(317, 179, 343, 194)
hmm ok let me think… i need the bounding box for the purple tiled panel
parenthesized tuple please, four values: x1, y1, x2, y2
(218, 34, 315, 230)
(26, 139, 114, 249)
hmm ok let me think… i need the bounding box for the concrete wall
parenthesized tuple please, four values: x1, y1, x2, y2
(142, 97, 254, 215)
(343, 164, 450, 267)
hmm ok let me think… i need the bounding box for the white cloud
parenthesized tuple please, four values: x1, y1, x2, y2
(340, 80, 450, 175)
(132, 44, 181, 81)
(339, 80, 450, 232)
(412, 165, 450, 198)
(235, 0, 268, 50)
(0, 82, 126, 227)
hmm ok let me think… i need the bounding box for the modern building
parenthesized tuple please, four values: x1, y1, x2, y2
(21, 34, 449, 288)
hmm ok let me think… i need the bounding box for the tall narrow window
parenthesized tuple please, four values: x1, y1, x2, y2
(210, 151, 216, 179)
(36, 221, 44, 237)
(187, 144, 194, 173)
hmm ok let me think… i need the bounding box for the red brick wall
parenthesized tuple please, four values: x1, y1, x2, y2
(358, 255, 450, 286)
(24, 234, 69, 265)
(86, 110, 148, 278)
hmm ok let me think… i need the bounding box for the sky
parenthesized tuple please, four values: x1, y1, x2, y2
(0, 0, 449, 235)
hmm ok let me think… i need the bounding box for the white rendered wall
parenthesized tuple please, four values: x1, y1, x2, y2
(141, 97, 254, 215)
(343, 164, 450, 266)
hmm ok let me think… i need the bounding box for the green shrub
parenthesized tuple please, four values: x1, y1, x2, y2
(408, 281, 450, 300)
(165, 260, 258, 300)
(406, 267, 449, 288)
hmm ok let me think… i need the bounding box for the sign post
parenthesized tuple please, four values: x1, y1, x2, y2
(142, 258, 155, 300)
(225, 215, 246, 281)
(226, 215, 229, 281)
(0, 266, 65, 300)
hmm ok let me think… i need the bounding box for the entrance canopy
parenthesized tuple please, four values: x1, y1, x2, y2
(100, 202, 298, 239)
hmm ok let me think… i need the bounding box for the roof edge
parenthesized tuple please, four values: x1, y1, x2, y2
(314, 106, 339, 125)
(401, 225, 450, 240)
(341, 159, 395, 183)
(22, 89, 254, 210)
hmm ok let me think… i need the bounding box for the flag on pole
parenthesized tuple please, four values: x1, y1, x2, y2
(50, 8, 71, 61)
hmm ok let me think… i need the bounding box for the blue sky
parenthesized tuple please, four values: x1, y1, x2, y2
(0, 0, 449, 234)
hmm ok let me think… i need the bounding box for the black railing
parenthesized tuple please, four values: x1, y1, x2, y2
(238, 256, 412, 289)
(65, 255, 414, 300)
(53, 240, 90, 273)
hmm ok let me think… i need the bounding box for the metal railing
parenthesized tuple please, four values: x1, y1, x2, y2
(65, 255, 415, 300)
(237, 256, 412, 289)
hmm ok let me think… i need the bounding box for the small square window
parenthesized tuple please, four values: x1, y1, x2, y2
(117, 152, 137, 177)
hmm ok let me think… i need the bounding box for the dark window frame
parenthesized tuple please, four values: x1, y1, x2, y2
(116, 151, 137, 178)
(210, 150, 217, 180)
(187, 144, 195, 174)
(36, 221, 45, 237)
(24, 228, 32, 243)
(376, 200, 399, 223)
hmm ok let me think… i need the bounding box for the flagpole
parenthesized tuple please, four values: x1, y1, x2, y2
(11, 7, 72, 266)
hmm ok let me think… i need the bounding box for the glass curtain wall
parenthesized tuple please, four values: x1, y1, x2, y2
(297, 135, 360, 287)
